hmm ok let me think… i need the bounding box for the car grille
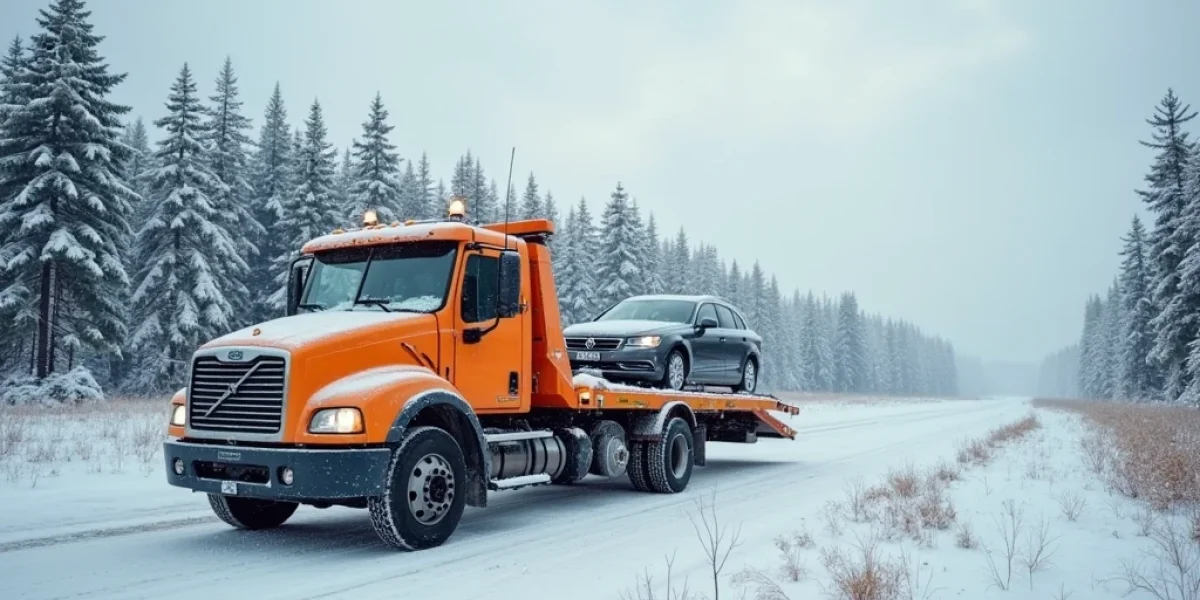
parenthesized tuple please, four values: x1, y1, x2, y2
(188, 355, 286, 435)
(565, 337, 623, 351)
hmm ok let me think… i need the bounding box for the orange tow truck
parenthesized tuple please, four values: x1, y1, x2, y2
(163, 199, 800, 551)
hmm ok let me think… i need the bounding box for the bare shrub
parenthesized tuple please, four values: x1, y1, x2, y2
(955, 521, 978, 549)
(1021, 514, 1058, 590)
(1133, 506, 1160, 537)
(956, 438, 990, 465)
(1191, 509, 1200, 543)
(621, 552, 695, 600)
(916, 483, 956, 531)
(932, 460, 960, 483)
(0, 415, 27, 458)
(1056, 490, 1087, 522)
(897, 547, 940, 600)
(688, 489, 742, 600)
(773, 529, 810, 582)
(731, 567, 792, 600)
(819, 534, 904, 600)
(1115, 518, 1200, 600)
(887, 462, 920, 499)
(823, 500, 846, 537)
(1079, 432, 1111, 474)
(845, 479, 875, 523)
(982, 499, 1025, 591)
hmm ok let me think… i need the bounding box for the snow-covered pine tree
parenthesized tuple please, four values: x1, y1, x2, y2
(247, 84, 291, 322)
(543, 191, 561, 264)
(593, 183, 641, 310)
(336, 147, 354, 220)
(0, 36, 26, 126)
(472, 157, 494, 224)
(450, 152, 471, 200)
(520, 172, 541, 219)
(554, 204, 579, 325)
(435, 178, 447, 209)
(833, 291, 869, 393)
(1139, 89, 1198, 401)
(1118, 215, 1157, 400)
(561, 196, 597, 323)
(626, 197, 648, 295)
(128, 63, 245, 391)
(269, 99, 338, 310)
(1177, 145, 1200, 405)
(106, 116, 153, 388)
(664, 228, 690, 294)
(397, 161, 417, 220)
(803, 292, 835, 391)
(725, 260, 741, 309)
(745, 262, 766, 330)
(414, 152, 434, 220)
(204, 57, 261, 331)
(0, 0, 137, 386)
(348, 93, 402, 223)
(1078, 294, 1106, 398)
(1101, 279, 1123, 399)
(642, 212, 665, 295)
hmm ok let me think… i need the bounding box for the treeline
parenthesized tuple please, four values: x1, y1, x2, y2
(1044, 88, 1200, 405)
(0, 0, 958, 402)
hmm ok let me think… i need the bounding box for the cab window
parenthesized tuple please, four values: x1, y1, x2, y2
(462, 254, 499, 323)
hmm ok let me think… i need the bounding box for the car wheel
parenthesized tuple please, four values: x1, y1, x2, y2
(735, 357, 757, 394)
(660, 349, 687, 391)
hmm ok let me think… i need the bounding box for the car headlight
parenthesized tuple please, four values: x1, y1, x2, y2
(626, 336, 662, 348)
(309, 408, 365, 434)
(170, 404, 186, 426)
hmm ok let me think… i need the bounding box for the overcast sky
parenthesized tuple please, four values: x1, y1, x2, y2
(2, 0, 1196, 364)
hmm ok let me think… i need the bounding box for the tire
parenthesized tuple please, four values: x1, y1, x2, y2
(551, 427, 592, 485)
(208, 494, 298, 530)
(626, 440, 653, 491)
(735, 357, 758, 394)
(589, 420, 629, 477)
(659, 349, 688, 391)
(645, 417, 695, 494)
(368, 426, 467, 551)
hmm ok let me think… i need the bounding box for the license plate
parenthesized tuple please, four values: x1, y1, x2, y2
(221, 480, 238, 495)
(574, 351, 601, 362)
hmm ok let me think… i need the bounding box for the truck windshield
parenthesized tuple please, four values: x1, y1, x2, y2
(596, 299, 697, 324)
(299, 242, 458, 313)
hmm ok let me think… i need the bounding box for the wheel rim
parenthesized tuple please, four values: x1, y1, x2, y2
(407, 453, 455, 525)
(744, 361, 756, 392)
(668, 354, 685, 389)
(608, 438, 629, 471)
(669, 433, 689, 479)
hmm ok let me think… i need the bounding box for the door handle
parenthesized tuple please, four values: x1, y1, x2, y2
(719, 337, 726, 342)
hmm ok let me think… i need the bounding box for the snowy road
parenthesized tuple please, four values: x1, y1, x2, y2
(1, 399, 1028, 600)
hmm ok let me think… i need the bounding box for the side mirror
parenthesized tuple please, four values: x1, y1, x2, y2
(497, 250, 521, 318)
(286, 256, 312, 316)
(697, 316, 718, 330)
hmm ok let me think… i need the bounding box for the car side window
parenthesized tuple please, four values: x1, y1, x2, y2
(696, 303, 718, 325)
(715, 304, 737, 329)
(732, 311, 747, 330)
(461, 253, 498, 323)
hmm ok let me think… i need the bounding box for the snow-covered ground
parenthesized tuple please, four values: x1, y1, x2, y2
(0, 396, 1191, 600)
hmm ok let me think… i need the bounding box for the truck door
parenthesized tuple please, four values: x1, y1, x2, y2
(454, 249, 524, 412)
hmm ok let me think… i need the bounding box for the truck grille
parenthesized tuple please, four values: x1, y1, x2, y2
(565, 337, 623, 351)
(188, 355, 286, 435)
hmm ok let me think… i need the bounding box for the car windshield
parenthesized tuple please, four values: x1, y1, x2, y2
(300, 241, 458, 312)
(596, 299, 697, 324)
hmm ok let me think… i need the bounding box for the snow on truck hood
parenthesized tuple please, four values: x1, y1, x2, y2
(202, 310, 431, 351)
(561, 319, 685, 337)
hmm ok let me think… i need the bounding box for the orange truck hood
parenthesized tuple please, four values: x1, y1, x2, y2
(202, 310, 433, 356)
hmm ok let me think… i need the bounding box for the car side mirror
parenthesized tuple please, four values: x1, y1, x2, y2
(286, 256, 312, 316)
(497, 250, 521, 318)
(697, 316, 718, 330)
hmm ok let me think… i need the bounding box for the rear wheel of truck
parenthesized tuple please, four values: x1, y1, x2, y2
(368, 426, 467, 551)
(627, 416, 695, 494)
(208, 494, 298, 530)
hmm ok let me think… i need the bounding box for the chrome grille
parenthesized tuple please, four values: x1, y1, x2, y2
(565, 337, 623, 351)
(188, 355, 286, 435)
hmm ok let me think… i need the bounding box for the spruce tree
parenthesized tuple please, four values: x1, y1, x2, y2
(413, 152, 434, 220)
(1140, 89, 1198, 400)
(270, 99, 338, 310)
(0, 36, 26, 124)
(204, 57, 261, 329)
(520, 172, 541, 219)
(0, 0, 137, 382)
(349, 93, 402, 222)
(642, 212, 665, 294)
(594, 183, 642, 309)
(128, 63, 244, 391)
(1078, 294, 1105, 397)
(1118, 215, 1157, 399)
(248, 83, 290, 322)
(834, 291, 868, 393)
(560, 196, 597, 322)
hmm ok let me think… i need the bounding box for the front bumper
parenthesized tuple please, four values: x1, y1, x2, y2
(568, 347, 665, 382)
(163, 439, 392, 501)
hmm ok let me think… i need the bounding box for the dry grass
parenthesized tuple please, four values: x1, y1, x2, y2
(818, 534, 905, 600)
(0, 396, 167, 487)
(1034, 398, 1200, 511)
(955, 415, 1040, 467)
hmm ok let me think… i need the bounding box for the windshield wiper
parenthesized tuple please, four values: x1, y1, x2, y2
(354, 298, 393, 312)
(297, 302, 325, 311)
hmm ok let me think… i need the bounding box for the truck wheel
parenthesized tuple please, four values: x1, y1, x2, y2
(589, 420, 629, 477)
(551, 427, 592, 485)
(626, 441, 653, 491)
(208, 494, 298, 530)
(368, 426, 467, 551)
(645, 417, 695, 494)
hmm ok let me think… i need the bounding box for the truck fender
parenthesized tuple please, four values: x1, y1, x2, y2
(627, 400, 697, 442)
(387, 388, 490, 509)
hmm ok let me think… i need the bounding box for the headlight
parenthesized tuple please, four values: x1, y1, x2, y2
(309, 408, 365, 434)
(626, 336, 661, 348)
(170, 404, 186, 426)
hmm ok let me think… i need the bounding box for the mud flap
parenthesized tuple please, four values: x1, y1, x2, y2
(693, 424, 707, 467)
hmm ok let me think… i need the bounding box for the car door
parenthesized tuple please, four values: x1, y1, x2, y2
(688, 302, 723, 381)
(714, 304, 747, 381)
(453, 249, 524, 412)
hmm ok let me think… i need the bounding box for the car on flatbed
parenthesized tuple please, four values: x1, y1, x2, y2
(162, 200, 798, 551)
(562, 294, 762, 393)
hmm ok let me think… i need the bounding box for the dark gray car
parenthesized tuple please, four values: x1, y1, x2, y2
(562, 294, 762, 393)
